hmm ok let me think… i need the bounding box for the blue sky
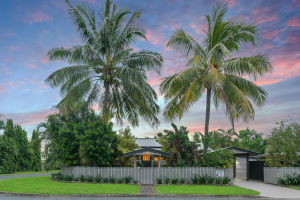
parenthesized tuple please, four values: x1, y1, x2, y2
(0, 0, 300, 138)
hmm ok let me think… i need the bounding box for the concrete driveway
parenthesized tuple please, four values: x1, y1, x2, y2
(234, 179, 300, 198)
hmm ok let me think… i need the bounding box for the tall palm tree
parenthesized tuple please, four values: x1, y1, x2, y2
(160, 3, 273, 144)
(46, 0, 163, 128)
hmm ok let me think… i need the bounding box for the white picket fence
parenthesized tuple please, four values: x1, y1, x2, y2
(264, 167, 300, 184)
(61, 166, 233, 184)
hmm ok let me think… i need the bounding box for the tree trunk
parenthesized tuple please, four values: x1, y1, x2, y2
(204, 87, 212, 151)
(102, 82, 109, 123)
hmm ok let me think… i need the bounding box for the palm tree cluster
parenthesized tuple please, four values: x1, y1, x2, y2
(46, 1, 273, 139)
(47, 0, 163, 128)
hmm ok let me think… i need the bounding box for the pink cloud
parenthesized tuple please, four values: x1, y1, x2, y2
(252, 7, 278, 24)
(26, 11, 53, 25)
(145, 29, 165, 46)
(262, 30, 280, 39)
(51, 1, 68, 10)
(288, 18, 300, 27)
(9, 45, 22, 52)
(220, 0, 240, 7)
(263, 43, 273, 49)
(1, 109, 58, 127)
(0, 85, 6, 93)
(40, 56, 49, 64)
(2, 32, 15, 36)
(29, 64, 39, 68)
(1, 66, 11, 75)
(24, 89, 30, 91)
(26, 78, 49, 88)
(3, 81, 13, 86)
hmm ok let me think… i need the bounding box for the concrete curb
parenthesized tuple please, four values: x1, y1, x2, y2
(0, 191, 266, 198)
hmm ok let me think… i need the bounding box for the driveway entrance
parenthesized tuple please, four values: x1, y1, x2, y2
(234, 179, 300, 198)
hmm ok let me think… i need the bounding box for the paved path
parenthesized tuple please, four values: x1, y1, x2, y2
(234, 179, 300, 198)
(0, 174, 52, 180)
(139, 185, 157, 194)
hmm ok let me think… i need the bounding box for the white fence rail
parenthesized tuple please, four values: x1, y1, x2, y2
(61, 166, 233, 184)
(264, 167, 300, 184)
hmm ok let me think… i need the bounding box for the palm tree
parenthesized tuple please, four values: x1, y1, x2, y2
(160, 3, 273, 144)
(46, 0, 163, 128)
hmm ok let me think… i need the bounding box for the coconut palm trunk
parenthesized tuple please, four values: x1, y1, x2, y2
(102, 82, 110, 122)
(204, 87, 212, 138)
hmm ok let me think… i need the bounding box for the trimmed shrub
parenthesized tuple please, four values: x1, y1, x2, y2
(191, 173, 198, 184)
(215, 177, 222, 184)
(171, 177, 178, 184)
(164, 177, 170, 184)
(179, 177, 185, 184)
(124, 175, 133, 184)
(117, 177, 124, 183)
(103, 177, 109, 183)
(95, 175, 102, 182)
(86, 176, 94, 182)
(198, 175, 208, 184)
(79, 174, 86, 182)
(222, 176, 231, 184)
(109, 176, 116, 183)
(207, 176, 215, 184)
(156, 176, 162, 184)
(133, 180, 138, 184)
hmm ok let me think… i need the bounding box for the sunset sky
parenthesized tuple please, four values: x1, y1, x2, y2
(1, 0, 300, 139)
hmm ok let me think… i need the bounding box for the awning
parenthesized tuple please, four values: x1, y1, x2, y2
(123, 147, 171, 158)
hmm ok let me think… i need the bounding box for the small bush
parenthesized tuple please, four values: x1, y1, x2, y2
(109, 176, 116, 183)
(222, 176, 231, 184)
(64, 175, 74, 181)
(57, 173, 63, 180)
(215, 177, 222, 184)
(86, 176, 94, 182)
(171, 177, 178, 184)
(79, 174, 86, 182)
(207, 176, 215, 184)
(117, 177, 124, 183)
(191, 173, 198, 184)
(164, 177, 170, 184)
(278, 173, 300, 185)
(124, 175, 133, 184)
(74, 177, 80, 181)
(179, 177, 185, 184)
(198, 175, 208, 184)
(103, 177, 109, 183)
(95, 175, 102, 182)
(133, 180, 138, 184)
(156, 176, 162, 184)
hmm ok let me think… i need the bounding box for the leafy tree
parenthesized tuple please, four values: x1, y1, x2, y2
(77, 120, 119, 167)
(157, 123, 198, 167)
(159, 2, 273, 149)
(266, 120, 300, 167)
(0, 115, 4, 130)
(46, 0, 163, 128)
(39, 103, 97, 170)
(116, 126, 140, 166)
(14, 125, 32, 171)
(0, 135, 18, 174)
(237, 128, 266, 154)
(30, 130, 42, 171)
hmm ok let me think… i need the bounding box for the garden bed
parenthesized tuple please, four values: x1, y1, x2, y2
(0, 176, 140, 194)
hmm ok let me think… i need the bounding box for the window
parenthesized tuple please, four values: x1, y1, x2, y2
(143, 155, 151, 161)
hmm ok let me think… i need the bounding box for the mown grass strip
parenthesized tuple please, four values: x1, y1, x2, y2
(0, 176, 140, 194)
(155, 185, 260, 195)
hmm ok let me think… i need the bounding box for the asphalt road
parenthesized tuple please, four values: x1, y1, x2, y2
(0, 196, 280, 200)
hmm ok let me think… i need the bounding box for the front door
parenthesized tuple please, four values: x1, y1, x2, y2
(142, 155, 152, 167)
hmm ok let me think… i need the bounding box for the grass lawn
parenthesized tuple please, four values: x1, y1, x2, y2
(287, 186, 300, 190)
(0, 176, 140, 194)
(0, 170, 61, 176)
(155, 185, 260, 195)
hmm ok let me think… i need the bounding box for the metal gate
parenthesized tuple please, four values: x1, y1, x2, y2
(249, 161, 266, 181)
(140, 167, 154, 184)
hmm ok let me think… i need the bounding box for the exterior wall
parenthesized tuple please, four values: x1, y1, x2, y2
(61, 166, 234, 184)
(236, 156, 257, 178)
(264, 167, 300, 184)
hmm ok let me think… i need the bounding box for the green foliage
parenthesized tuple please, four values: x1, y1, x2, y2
(30, 130, 42, 171)
(207, 176, 215, 184)
(156, 123, 198, 167)
(133, 180, 138, 184)
(198, 175, 208, 184)
(79, 174, 86, 182)
(278, 172, 300, 185)
(215, 177, 222, 184)
(222, 176, 231, 184)
(116, 126, 140, 166)
(171, 177, 178, 184)
(46, 0, 163, 128)
(103, 177, 109, 183)
(117, 177, 124, 183)
(124, 175, 133, 184)
(266, 120, 300, 167)
(179, 177, 185, 184)
(164, 177, 170, 184)
(160, 2, 273, 145)
(156, 176, 162, 184)
(77, 120, 119, 167)
(237, 128, 266, 154)
(109, 176, 116, 183)
(95, 175, 102, 182)
(200, 149, 234, 168)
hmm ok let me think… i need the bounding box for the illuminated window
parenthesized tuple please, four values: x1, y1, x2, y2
(143, 155, 151, 161)
(154, 157, 158, 161)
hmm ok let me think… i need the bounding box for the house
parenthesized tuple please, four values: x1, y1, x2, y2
(123, 138, 170, 167)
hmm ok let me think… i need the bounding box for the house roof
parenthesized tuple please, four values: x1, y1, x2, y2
(134, 138, 162, 148)
(123, 147, 171, 158)
(213, 146, 259, 156)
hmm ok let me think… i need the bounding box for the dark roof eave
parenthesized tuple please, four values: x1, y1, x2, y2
(123, 147, 171, 158)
